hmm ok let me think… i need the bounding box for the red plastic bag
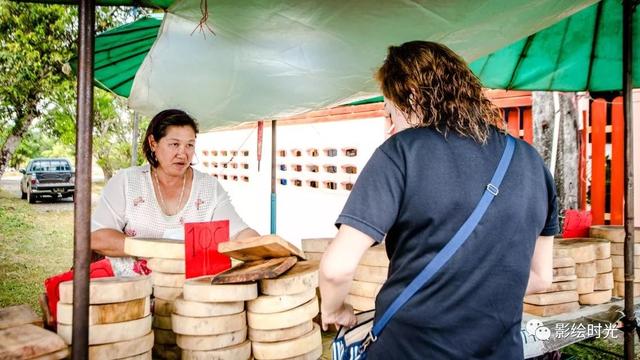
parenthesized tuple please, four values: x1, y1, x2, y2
(43, 259, 115, 328)
(561, 209, 592, 238)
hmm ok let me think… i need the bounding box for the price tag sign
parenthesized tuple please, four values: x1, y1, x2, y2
(184, 220, 231, 279)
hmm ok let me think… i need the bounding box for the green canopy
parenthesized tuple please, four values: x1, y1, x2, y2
(470, 0, 639, 91)
(13, 0, 172, 8)
(71, 14, 162, 97)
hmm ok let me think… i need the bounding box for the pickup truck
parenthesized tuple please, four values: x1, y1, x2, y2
(20, 158, 75, 203)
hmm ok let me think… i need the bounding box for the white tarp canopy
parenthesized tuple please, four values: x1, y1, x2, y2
(129, 0, 596, 130)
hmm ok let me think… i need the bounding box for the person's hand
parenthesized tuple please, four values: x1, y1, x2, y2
(321, 303, 357, 331)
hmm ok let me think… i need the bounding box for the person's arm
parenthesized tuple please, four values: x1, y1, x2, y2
(320, 225, 375, 330)
(91, 229, 127, 257)
(525, 235, 554, 295)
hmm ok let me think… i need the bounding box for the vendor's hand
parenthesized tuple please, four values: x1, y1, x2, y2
(321, 303, 357, 331)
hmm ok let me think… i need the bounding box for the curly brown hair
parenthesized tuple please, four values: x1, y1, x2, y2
(376, 41, 502, 143)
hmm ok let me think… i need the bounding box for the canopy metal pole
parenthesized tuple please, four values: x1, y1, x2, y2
(71, 0, 95, 357)
(270, 120, 277, 234)
(622, 1, 637, 359)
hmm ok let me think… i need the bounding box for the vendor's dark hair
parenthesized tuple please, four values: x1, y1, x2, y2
(143, 109, 199, 167)
(376, 41, 502, 143)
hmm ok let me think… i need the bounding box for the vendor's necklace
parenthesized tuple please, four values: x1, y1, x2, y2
(153, 168, 187, 216)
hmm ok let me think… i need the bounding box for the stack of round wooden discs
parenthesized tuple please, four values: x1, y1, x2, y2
(301, 238, 389, 312)
(248, 261, 322, 360)
(172, 276, 257, 359)
(56, 276, 154, 359)
(124, 237, 186, 359)
(590, 225, 640, 297)
(523, 255, 579, 317)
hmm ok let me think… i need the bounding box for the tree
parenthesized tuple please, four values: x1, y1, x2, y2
(0, 1, 75, 180)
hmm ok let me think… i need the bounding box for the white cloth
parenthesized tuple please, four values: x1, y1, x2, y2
(91, 164, 248, 276)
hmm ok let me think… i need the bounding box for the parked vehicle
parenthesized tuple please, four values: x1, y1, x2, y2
(20, 158, 75, 203)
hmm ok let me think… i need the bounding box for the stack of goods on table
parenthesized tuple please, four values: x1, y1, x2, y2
(124, 238, 185, 359)
(0, 304, 69, 359)
(56, 276, 154, 359)
(301, 237, 389, 312)
(172, 234, 322, 360)
(590, 225, 640, 297)
(523, 254, 579, 317)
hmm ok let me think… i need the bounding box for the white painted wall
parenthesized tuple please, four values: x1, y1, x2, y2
(194, 116, 386, 248)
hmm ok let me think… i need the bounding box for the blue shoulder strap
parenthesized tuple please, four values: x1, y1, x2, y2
(371, 135, 516, 337)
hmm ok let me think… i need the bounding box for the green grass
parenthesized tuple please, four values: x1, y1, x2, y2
(0, 189, 74, 314)
(561, 338, 627, 359)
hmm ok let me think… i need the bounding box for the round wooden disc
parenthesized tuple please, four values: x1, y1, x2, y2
(346, 294, 375, 311)
(576, 277, 595, 295)
(171, 312, 246, 336)
(151, 272, 185, 288)
(120, 351, 152, 360)
(553, 241, 596, 263)
(300, 238, 332, 253)
(88, 331, 154, 359)
(181, 339, 251, 360)
(147, 258, 185, 274)
(259, 262, 318, 296)
(173, 296, 244, 317)
(595, 272, 614, 291)
(247, 297, 318, 330)
(124, 237, 185, 259)
(354, 265, 387, 284)
(611, 243, 640, 256)
(154, 328, 177, 345)
(153, 286, 183, 301)
(596, 258, 612, 274)
(176, 328, 247, 351)
(553, 256, 576, 268)
(57, 315, 152, 345)
(248, 321, 313, 343)
(579, 289, 612, 305)
(30, 348, 69, 360)
(360, 246, 389, 267)
(280, 345, 322, 360)
(350, 281, 382, 298)
(252, 323, 321, 359)
(57, 296, 150, 325)
(59, 276, 152, 305)
(589, 225, 640, 243)
(183, 277, 257, 302)
(247, 289, 316, 314)
(153, 298, 174, 316)
(575, 261, 597, 278)
(153, 314, 173, 330)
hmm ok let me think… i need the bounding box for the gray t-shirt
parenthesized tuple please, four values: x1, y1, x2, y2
(336, 127, 559, 359)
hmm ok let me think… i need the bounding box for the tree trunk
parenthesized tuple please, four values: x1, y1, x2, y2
(0, 109, 38, 180)
(532, 91, 579, 228)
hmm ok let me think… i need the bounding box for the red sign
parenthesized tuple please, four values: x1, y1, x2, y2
(185, 220, 231, 279)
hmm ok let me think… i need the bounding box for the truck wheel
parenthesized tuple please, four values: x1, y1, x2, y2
(21, 190, 26, 200)
(27, 190, 37, 204)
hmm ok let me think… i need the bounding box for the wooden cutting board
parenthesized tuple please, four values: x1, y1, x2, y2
(576, 277, 595, 294)
(0, 305, 42, 330)
(211, 257, 297, 284)
(30, 347, 69, 360)
(523, 301, 580, 317)
(147, 258, 185, 274)
(346, 294, 376, 311)
(248, 321, 313, 343)
(183, 277, 257, 302)
(553, 257, 575, 268)
(523, 291, 579, 306)
(59, 276, 152, 305)
(173, 296, 243, 318)
(154, 328, 177, 345)
(300, 238, 332, 253)
(218, 235, 305, 261)
(595, 272, 614, 291)
(303, 252, 323, 262)
(611, 243, 640, 256)
(553, 241, 596, 263)
(251, 324, 321, 359)
(350, 281, 383, 298)
(181, 339, 251, 360)
(360, 246, 389, 267)
(247, 289, 316, 314)
(57, 297, 150, 325)
(537, 280, 577, 293)
(57, 315, 152, 345)
(354, 265, 387, 284)
(562, 238, 611, 259)
(119, 351, 151, 360)
(552, 267, 575, 277)
(176, 328, 247, 351)
(247, 298, 318, 330)
(124, 237, 185, 259)
(281, 345, 322, 360)
(614, 281, 640, 296)
(88, 331, 154, 360)
(590, 225, 640, 243)
(259, 262, 318, 296)
(151, 272, 186, 288)
(575, 261, 597, 278)
(613, 268, 640, 282)
(0, 324, 67, 359)
(171, 312, 246, 336)
(153, 286, 183, 301)
(610, 255, 640, 268)
(579, 290, 612, 305)
(552, 274, 578, 282)
(153, 298, 174, 317)
(596, 258, 612, 273)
